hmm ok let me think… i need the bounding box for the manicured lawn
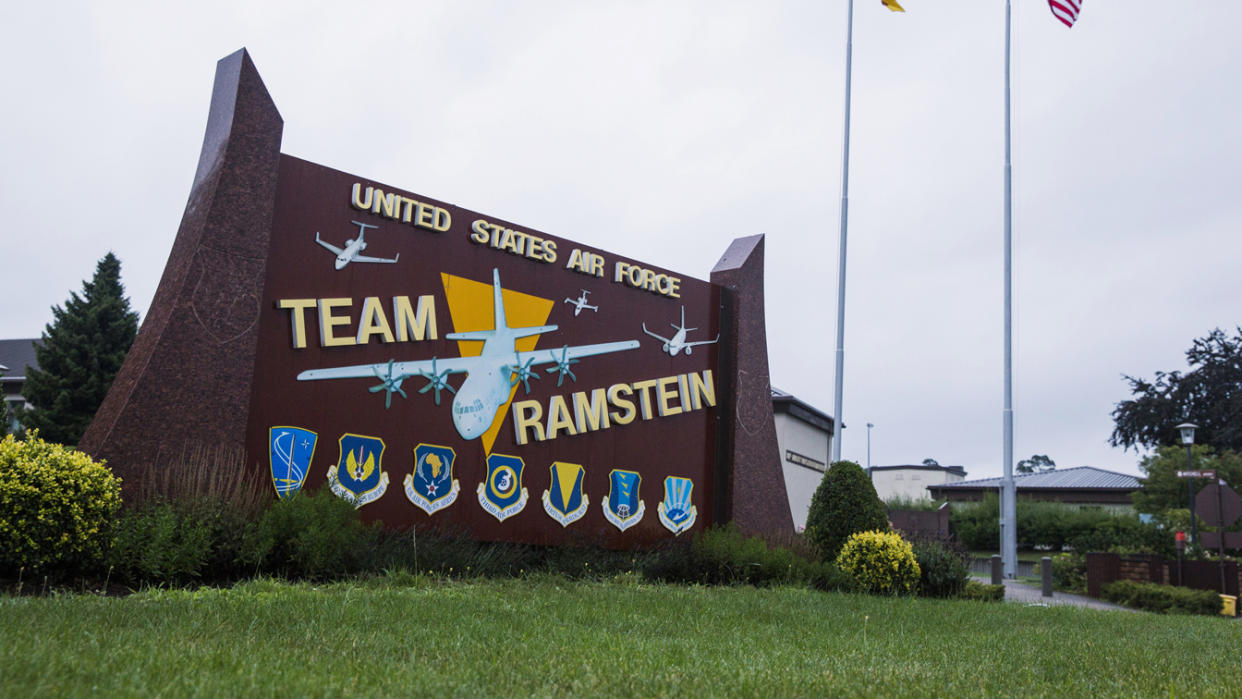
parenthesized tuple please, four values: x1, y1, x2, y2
(1, 575, 1238, 696)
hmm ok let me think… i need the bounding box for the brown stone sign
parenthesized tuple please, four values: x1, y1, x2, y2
(80, 49, 793, 546)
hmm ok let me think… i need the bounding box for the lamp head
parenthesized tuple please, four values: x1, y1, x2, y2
(1176, 422, 1198, 446)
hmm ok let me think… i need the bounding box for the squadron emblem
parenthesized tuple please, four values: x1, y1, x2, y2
(404, 443, 459, 515)
(657, 476, 697, 535)
(541, 461, 589, 527)
(327, 433, 389, 507)
(603, 469, 645, 531)
(269, 426, 317, 499)
(477, 453, 529, 522)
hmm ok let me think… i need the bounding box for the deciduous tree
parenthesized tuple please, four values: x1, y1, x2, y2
(1111, 328, 1242, 452)
(1016, 454, 1056, 474)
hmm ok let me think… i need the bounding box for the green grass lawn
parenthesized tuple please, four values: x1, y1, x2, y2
(2, 575, 1238, 696)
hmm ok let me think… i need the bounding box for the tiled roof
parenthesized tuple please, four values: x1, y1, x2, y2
(0, 339, 40, 380)
(928, 466, 1140, 491)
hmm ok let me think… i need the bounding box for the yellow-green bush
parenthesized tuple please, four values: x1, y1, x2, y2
(835, 530, 921, 595)
(0, 433, 122, 576)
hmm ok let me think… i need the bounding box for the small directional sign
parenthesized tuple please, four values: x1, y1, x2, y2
(1177, 470, 1217, 478)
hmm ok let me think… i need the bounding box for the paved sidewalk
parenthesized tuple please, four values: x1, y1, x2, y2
(970, 575, 1135, 612)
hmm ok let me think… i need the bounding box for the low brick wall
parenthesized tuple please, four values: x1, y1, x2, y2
(1087, 552, 1238, 597)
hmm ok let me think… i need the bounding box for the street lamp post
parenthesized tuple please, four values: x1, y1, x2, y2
(866, 423, 874, 470)
(1177, 422, 1198, 545)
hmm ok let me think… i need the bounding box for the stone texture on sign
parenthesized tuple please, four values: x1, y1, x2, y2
(710, 235, 796, 537)
(79, 48, 284, 483)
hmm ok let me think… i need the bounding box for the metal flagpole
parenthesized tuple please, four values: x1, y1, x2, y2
(1001, 0, 1018, 579)
(831, 0, 854, 465)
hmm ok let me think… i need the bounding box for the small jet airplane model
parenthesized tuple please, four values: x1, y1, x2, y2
(298, 269, 639, 441)
(315, 221, 400, 270)
(563, 289, 598, 316)
(642, 306, 719, 357)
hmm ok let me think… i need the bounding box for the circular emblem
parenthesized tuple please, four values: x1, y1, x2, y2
(491, 465, 517, 498)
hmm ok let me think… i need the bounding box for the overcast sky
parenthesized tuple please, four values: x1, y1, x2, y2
(3, 1, 1239, 478)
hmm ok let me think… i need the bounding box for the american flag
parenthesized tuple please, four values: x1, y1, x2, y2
(1048, 0, 1083, 28)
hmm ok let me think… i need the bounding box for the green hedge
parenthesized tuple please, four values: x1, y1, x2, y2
(1101, 580, 1222, 615)
(961, 580, 1005, 602)
(951, 494, 1172, 555)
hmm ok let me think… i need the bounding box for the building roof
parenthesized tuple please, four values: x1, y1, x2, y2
(0, 339, 40, 381)
(771, 386, 834, 434)
(927, 466, 1140, 492)
(870, 464, 967, 477)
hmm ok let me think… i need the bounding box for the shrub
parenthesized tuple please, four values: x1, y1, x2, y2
(0, 433, 121, 576)
(639, 524, 852, 591)
(961, 580, 1005, 602)
(912, 539, 969, 598)
(108, 497, 255, 586)
(835, 530, 921, 595)
(1049, 553, 1086, 593)
(1101, 580, 1222, 615)
(805, 460, 889, 560)
(242, 490, 379, 579)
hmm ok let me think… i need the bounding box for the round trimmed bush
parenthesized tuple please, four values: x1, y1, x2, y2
(804, 460, 889, 560)
(835, 530, 921, 595)
(0, 432, 122, 576)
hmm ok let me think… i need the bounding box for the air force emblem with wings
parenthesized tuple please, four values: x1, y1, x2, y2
(658, 476, 697, 535)
(603, 469, 645, 531)
(542, 461, 589, 527)
(477, 453, 528, 522)
(404, 443, 459, 515)
(328, 433, 389, 508)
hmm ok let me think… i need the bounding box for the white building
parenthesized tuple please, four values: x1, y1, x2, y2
(869, 464, 966, 502)
(772, 387, 833, 531)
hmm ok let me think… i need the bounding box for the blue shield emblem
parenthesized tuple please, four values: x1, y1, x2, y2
(327, 433, 388, 507)
(542, 461, 589, 527)
(658, 476, 697, 535)
(269, 426, 317, 499)
(603, 469, 645, 531)
(404, 443, 459, 515)
(477, 453, 529, 522)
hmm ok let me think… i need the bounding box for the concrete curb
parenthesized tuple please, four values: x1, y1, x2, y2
(970, 575, 1136, 612)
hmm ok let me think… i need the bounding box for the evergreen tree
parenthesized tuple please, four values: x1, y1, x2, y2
(20, 253, 139, 445)
(804, 460, 890, 561)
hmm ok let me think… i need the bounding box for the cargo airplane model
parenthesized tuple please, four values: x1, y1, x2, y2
(642, 306, 719, 357)
(315, 220, 400, 270)
(297, 269, 639, 440)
